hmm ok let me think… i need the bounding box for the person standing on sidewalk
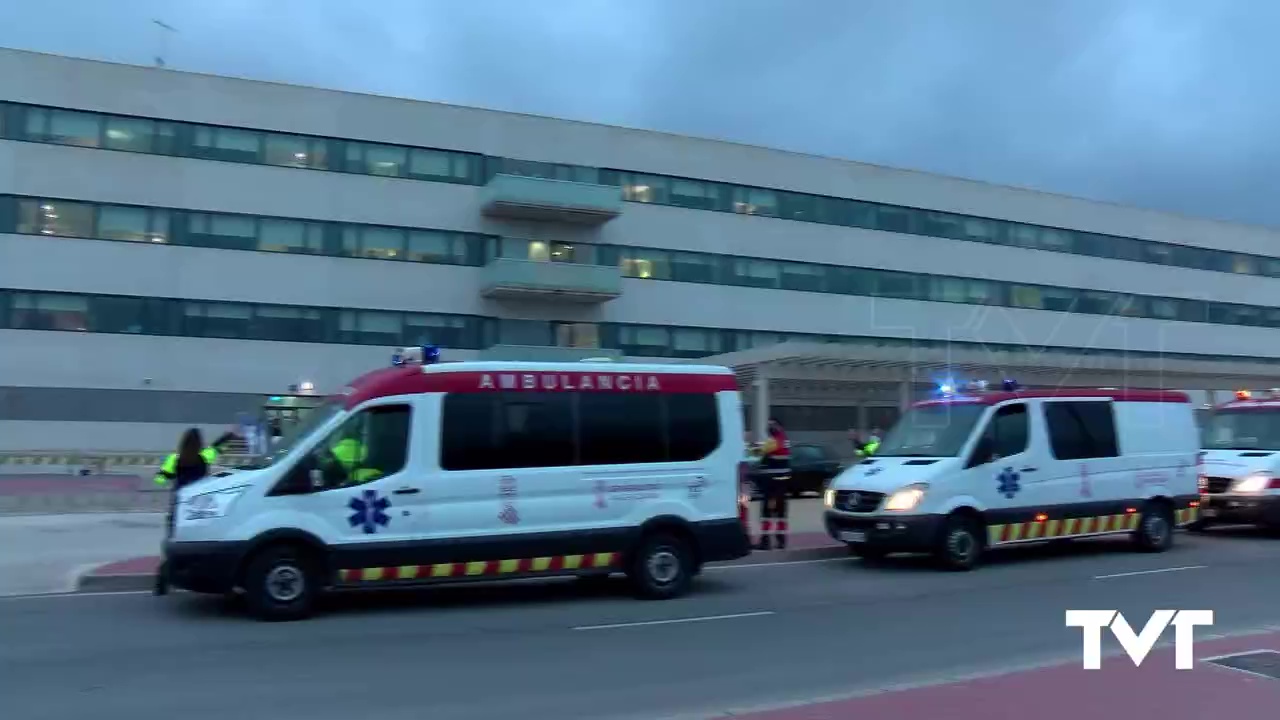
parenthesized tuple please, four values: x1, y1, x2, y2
(152, 427, 238, 595)
(756, 418, 792, 551)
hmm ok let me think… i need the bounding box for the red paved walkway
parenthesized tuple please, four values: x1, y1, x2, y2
(735, 629, 1280, 719)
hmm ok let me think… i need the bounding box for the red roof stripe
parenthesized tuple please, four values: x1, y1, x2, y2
(341, 367, 737, 408)
(913, 388, 1190, 408)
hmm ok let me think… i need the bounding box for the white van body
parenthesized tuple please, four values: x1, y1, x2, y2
(823, 388, 1201, 569)
(163, 356, 750, 619)
(1198, 396, 1280, 529)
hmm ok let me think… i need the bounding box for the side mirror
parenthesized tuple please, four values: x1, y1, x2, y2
(309, 468, 325, 490)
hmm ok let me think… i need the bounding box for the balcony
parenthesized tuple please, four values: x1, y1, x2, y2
(481, 257, 622, 303)
(480, 174, 623, 224)
(478, 345, 622, 362)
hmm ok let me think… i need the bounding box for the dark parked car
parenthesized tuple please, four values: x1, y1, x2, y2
(748, 443, 845, 498)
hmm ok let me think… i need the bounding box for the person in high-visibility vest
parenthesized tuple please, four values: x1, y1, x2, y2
(756, 418, 792, 550)
(152, 427, 238, 595)
(328, 430, 384, 485)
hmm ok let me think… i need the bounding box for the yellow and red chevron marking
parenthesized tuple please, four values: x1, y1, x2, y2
(336, 552, 619, 584)
(988, 512, 1141, 545)
(1174, 506, 1200, 525)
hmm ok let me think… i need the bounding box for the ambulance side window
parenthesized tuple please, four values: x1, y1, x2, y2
(1044, 401, 1118, 460)
(270, 405, 411, 495)
(968, 403, 1028, 467)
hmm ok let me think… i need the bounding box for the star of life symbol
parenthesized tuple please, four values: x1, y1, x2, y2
(348, 489, 391, 534)
(997, 467, 1021, 499)
(865, 466, 883, 476)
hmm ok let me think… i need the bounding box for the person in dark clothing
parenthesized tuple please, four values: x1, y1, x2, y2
(153, 427, 238, 596)
(755, 418, 792, 550)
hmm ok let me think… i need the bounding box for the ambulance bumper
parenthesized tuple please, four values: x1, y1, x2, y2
(824, 511, 942, 551)
(1199, 494, 1280, 527)
(163, 540, 248, 594)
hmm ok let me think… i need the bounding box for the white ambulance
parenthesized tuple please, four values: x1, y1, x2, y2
(163, 348, 751, 620)
(1195, 390, 1280, 531)
(823, 381, 1201, 570)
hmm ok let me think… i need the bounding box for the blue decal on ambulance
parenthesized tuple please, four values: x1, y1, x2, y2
(348, 489, 392, 534)
(996, 467, 1021, 499)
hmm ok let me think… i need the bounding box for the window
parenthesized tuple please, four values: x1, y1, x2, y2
(405, 313, 470, 348)
(617, 247, 671, 279)
(670, 252, 719, 283)
(554, 322, 599, 348)
(251, 305, 324, 342)
(971, 403, 1029, 464)
(622, 174, 668, 203)
(873, 271, 920, 300)
(731, 258, 780, 289)
(263, 133, 326, 169)
(670, 179, 725, 211)
(579, 394, 666, 465)
(183, 302, 252, 339)
(186, 212, 256, 250)
(617, 325, 670, 356)
(45, 109, 102, 147)
(780, 263, 825, 292)
(309, 404, 412, 489)
(11, 293, 89, 331)
(732, 186, 778, 217)
(666, 394, 721, 461)
(350, 142, 407, 177)
(192, 126, 261, 162)
(407, 230, 469, 264)
(1044, 401, 1118, 460)
(338, 310, 402, 345)
(92, 295, 148, 334)
(16, 199, 94, 238)
(343, 226, 403, 259)
(440, 393, 575, 470)
(97, 205, 154, 242)
(875, 206, 915, 234)
(104, 116, 172, 153)
(259, 219, 323, 254)
(498, 319, 552, 346)
(408, 148, 473, 182)
(671, 328, 721, 357)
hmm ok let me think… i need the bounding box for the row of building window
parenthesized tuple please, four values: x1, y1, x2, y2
(1, 288, 1277, 365)
(5, 195, 1280, 331)
(2, 101, 1278, 279)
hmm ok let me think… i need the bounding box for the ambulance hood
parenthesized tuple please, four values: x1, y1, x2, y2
(831, 456, 959, 493)
(1200, 449, 1280, 479)
(178, 467, 265, 499)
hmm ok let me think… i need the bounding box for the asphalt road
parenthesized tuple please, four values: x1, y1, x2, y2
(4, 529, 1280, 720)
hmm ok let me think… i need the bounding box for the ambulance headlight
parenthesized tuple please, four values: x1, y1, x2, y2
(1233, 473, 1272, 493)
(884, 483, 928, 512)
(184, 486, 248, 521)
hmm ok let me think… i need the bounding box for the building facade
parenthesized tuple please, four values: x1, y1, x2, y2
(2, 48, 1279, 452)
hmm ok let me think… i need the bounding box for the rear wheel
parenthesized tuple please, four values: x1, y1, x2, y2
(934, 513, 983, 571)
(1133, 502, 1174, 552)
(628, 532, 694, 600)
(242, 544, 319, 622)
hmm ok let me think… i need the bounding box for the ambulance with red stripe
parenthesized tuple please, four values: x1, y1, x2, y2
(1195, 389, 1280, 531)
(162, 347, 750, 620)
(823, 380, 1201, 570)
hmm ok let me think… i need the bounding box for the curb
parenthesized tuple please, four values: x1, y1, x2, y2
(73, 544, 846, 594)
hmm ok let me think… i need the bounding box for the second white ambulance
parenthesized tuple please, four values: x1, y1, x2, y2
(824, 381, 1201, 570)
(1196, 390, 1280, 531)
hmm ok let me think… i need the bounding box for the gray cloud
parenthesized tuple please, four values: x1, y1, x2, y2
(2, 0, 1277, 226)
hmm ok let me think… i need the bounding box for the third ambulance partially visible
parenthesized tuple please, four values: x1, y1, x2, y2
(1196, 389, 1280, 531)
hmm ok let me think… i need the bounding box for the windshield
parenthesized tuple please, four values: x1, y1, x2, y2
(876, 403, 988, 457)
(244, 400, 345, 468)
(1201, 410, 1280, 451)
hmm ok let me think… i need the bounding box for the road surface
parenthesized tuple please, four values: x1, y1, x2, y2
(2, 528, 1279, 720)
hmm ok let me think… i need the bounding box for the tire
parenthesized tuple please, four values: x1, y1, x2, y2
(242, 544, 319, 622)
(934, 514, 983, 571)
(848, 545, 887, 562)
(1134, 502, 1174, 553)
(628, 532, 694, 600)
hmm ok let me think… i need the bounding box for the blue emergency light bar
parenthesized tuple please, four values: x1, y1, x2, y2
(392, 345, 442, 366)
(937, 378, 1017, 395)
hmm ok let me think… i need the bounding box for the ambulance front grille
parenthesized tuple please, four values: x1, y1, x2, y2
(1203, 476, 1233, 494)
(834, 490, 884, 513)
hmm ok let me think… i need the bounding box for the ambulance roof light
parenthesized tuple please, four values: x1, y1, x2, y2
(1269, 388, 1280, 398)
(1001, 378, 1019, 391)
(392, 345, 441, 366)
(1236, 389, 1252, 400)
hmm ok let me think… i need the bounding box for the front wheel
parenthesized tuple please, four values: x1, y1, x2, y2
(1134, 503, 1174, 552)
(242, 545, 319, 622)
(629, 533, 694, 600)
(935, 514, 983, 571)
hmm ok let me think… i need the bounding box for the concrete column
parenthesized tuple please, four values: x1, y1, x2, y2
(857, 404, 870, 434)
(754, 370, 770, 443)
(898, 380, 912, 412)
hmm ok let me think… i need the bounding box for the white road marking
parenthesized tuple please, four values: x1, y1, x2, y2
(1093, 565, 1207, 580)
(0, 589, 156, 601)
(572, 610, 774, 631)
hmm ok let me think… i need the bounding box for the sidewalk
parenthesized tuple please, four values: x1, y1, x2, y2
(0, 513, 166, 595)
(0, 473, 165, 515)
(727, 628, 1280, 719)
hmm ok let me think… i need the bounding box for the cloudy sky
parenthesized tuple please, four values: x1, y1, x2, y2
(1, 0, 1275, 227)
